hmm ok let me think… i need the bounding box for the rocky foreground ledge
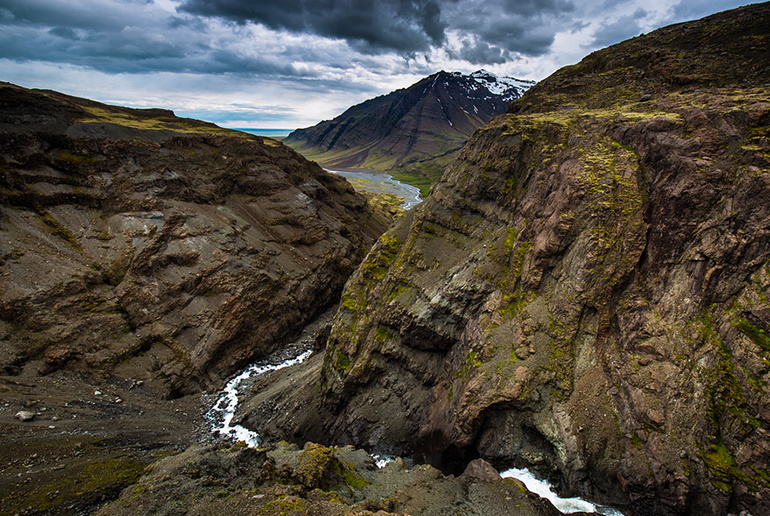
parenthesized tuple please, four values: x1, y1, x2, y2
(96, 440, 562, 516)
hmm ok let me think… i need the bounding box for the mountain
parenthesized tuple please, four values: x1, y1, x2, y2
(284, 70, 535, 194)
(0, 82, 394, 513)
(0, 82, 395, 396)
(241, 4, 770, 516)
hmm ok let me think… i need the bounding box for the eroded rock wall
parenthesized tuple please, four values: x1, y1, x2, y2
(0, 83, 390, 397)
(301, 4, 770, 515)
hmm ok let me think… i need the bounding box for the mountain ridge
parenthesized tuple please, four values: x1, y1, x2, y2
(285, 70, 534, 194)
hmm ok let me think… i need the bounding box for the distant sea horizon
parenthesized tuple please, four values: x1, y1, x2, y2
(228, 128, 294, 138)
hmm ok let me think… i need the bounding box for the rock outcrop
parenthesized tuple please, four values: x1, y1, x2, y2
(246, 4, 770, 515)
(285, 70, 534, 194)
(0, 83, 391, 398)
(96, 441, 561, 516)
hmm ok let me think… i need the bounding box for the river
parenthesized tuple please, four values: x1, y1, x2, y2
(206, 310, 626, 516)
(325, 168, 422, 210)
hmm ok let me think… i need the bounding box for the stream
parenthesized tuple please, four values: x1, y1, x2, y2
(206, 309, 625, 516)
(500, 468, 625, 516)
(326, 168, 422, 210)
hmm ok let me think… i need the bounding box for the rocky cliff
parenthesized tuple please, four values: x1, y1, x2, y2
(0, 83, 390, 398)
(246, 4, 770, 515)
(285, 70, 534, 194)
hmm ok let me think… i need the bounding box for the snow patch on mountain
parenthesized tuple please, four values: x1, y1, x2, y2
(467, 69, 536, 101)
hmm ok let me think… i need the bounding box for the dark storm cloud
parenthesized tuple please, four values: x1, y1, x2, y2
(177, 0, 447, 53)
(0, 0, 128, 32)
(0, 0, 307, 77)
(0, 0, 580, 80)
(590, 8, 647, 47)
(1, 0, 753, 86)
(177, 0, 577, 57)
(0, 21, 298, 76)
(444, 0, 576, 57)
(453, 39, 512, 65)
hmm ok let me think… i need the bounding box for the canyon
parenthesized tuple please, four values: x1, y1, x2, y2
(2, 2, 770, 516)
(243, 3, 770, 515)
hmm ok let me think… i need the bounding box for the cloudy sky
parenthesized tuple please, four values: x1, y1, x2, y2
(0, 0, 752, 130)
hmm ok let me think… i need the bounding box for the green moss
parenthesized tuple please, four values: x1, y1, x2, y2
(374, 326, 396, 341)
(733, 318, 770, 352)
(696, 315, 767, 492)
(1, 457, 146, 515)
(58, 149, 96, 165)
(498, 289, 530, 321)
(337, 463, 368, 489)
(336, 351, 351, 370)
(341, 293, 357, 311)
(386, 283, 412, 303)
(698, 441, 761, 493)
(455, 350, 482, 381)
(502, 477, 529, 493)
(76, 105, 245, 137)
(39, 211, 84, 252)
(361, 233, 401, 281)
(260, 496, 307, 515)
(294, 443, 368, 493)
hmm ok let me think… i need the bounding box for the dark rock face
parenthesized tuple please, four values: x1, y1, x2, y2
(285, 70, 534, 188)
(0, 82, 390, 398)
(252, 4, 770, 516)
(96, 441, 562, 516)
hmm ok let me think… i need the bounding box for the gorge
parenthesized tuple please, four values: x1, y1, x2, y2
(2, 2, 770, 516)
(238, 3, 770, 515)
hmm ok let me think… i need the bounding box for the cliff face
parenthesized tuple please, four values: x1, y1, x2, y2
(285, 70, 534, 193)
(264, 4, 770, 515)
(0, 83, 390, 398)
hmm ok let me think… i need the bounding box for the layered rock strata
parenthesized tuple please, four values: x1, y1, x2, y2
(248, 4, 770, 515)
(0, 83, 390, 398)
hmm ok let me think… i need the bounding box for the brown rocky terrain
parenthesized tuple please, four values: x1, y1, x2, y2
(0, 83, 392, 514)
(95, 441, 563, 516)
(244, 3, 770, 516)
(0, 82, 390, 396)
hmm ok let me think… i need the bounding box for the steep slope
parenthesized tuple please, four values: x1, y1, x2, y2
(285, 70, 534, 194)
(245, 4, 770, 516)
(0, 82, 390, 398)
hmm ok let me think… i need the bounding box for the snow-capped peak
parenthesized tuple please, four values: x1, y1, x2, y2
(469, 69, 536, 100)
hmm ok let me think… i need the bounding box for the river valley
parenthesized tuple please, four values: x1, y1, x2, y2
(326, 168, 423, 210)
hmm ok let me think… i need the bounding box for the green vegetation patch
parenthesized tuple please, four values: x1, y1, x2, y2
(75, 104, 246, 137)
(295, 443, 368, 491)
(733, 318, 770, 352)
(39, 211, 84, 252)
(695, 315, 767, 493)
(57, 149, 96, 165)
(455, 350, 483, 382)
(336, 351, 351, 370)
(1, 457, 146, 515)
(361, 233, 402, 281)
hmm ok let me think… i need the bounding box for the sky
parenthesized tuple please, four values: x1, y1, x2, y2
(0, 0, 755, 130)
